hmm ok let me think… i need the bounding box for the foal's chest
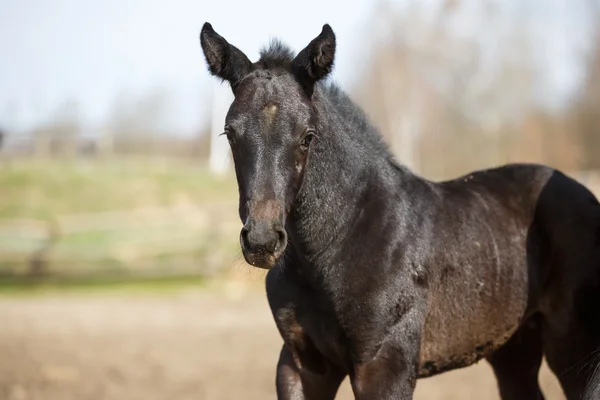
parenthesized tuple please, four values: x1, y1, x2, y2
(275, 302, 350, 372)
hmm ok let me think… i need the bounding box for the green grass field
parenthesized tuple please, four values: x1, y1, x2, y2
(0, 157, 237, 220)
(0, 157, 242, 282)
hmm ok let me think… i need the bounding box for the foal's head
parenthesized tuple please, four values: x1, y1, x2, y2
(200, 23, 336, 269)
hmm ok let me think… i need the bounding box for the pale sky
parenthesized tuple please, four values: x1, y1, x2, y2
(0, 0, 593, 136)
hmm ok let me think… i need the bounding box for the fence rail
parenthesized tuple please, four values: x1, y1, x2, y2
(0, 171, 598, 281)
(0, 201, 241, 279)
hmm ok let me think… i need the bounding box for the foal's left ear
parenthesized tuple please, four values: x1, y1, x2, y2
(292, 24, 336, 97)
(200, 22, 253, 92)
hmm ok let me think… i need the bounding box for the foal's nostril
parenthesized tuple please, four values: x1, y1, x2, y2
(274, 227, 287, 253)
(240, 226, 250, 248)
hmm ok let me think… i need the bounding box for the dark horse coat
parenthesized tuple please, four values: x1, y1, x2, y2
(200, 22, 600, 400)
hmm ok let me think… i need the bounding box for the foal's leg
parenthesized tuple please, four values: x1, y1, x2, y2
(276, 345, 346, 400)
(542, 320, 600, 400)
(349, 316, 422, 400)
(350, 348, 418, 400)
(486, 317, 545, 400)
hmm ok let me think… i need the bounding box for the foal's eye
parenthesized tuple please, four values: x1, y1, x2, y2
(299, 131, 316, 152)
(220, 126, 236, 144)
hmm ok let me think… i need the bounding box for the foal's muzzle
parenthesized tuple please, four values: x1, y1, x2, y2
(240, 219, 287, 269)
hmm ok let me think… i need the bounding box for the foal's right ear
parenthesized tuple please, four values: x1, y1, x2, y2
(200, 23, 253, 91)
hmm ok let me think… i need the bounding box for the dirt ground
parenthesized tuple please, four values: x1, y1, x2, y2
(0, 283, 567, 400)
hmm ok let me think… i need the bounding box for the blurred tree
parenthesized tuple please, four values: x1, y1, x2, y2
(53, 99, 81, 158)
(572, 2, 600, 170)
(33, 98, 81, 158)
(109, 87, 170, 156)
(352, 0, 579, 179)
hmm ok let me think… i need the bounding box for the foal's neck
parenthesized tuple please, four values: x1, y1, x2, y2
(287, 86, 408, 275)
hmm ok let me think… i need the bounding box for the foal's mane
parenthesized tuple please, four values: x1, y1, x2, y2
(259, 39, 399, 165)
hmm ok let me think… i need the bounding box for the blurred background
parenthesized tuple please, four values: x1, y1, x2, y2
(1, 0, 599, 399)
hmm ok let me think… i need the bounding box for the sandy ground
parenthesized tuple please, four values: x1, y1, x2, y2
(0, 283, 567, 400)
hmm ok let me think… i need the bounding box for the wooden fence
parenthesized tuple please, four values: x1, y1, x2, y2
(0, 171, 598, 282)
(0, 201, 241, 280)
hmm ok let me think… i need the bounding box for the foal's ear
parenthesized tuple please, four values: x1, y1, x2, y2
(200, 22, 253, 91)
(292, 24, 336, 97)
